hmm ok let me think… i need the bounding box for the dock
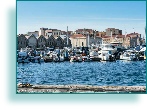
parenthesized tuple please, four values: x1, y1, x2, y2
(17, 84, 146, 93)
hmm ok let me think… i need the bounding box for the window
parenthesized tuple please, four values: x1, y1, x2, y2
(82, 42, 84, 46)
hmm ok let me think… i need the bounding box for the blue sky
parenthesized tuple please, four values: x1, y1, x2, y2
(17, 1, 146, 38)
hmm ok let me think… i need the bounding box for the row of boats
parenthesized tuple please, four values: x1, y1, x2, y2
(17, 43, 146, 63)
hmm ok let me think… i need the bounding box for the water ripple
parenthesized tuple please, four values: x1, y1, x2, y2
(17, 60, 146, 86)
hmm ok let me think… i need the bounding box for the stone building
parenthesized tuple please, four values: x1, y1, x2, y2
(88, 35, 102, 46)
(75, 29, 94, 35)
(97, 31, 106, 37)
(39, 28, 48, 36)
(45, 29, 53, 37)
(128, 33, 142, 47)
(102, 33, 142, 48)
(46, 35, 56, 48)
(52, 29, 61, 39)
(37, 35, 46, 49)
(63, 38, 71, 47)
(70, 34, 87, 47)
(26, 34, 38, 49)
(17, 34, 27, 50)
(55, 36, 64, 49)
(106, 28, 122, 36)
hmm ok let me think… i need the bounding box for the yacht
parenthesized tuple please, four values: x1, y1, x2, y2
(120, 50, 137, 61)
(98, 44, 116, 61)
(110, 41, 126, 51)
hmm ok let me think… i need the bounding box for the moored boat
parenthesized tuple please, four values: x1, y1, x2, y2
(17, 49, 29, 63)
(98, 44, 116, 61)
(120, 50, 137, 61)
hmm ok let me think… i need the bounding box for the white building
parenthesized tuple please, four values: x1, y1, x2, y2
(45, 30, 53, 37)
(39, 28, 48, 36)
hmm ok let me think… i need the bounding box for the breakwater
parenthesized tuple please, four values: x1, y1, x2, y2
(17, 85, 146, 93)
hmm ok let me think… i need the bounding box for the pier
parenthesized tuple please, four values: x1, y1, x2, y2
(17, 84, 146, 93)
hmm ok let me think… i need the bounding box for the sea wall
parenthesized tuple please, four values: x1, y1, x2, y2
(17, 84, 146, 93)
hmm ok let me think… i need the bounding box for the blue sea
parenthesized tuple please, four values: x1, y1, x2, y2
(17, 60, 146, 86)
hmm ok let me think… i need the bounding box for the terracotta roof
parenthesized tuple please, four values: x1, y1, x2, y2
(70, 34, 86, 38)
(45, 30, 52, 32)
(102, 36, 111, 38)
(116, 35, 125, 38)
(127, 33, 139, 35)
(76, 29, 93, 32)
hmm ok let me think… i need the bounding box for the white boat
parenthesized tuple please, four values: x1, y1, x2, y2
(52, 52, 65, 62)
(120, 50, 137, 61)
(99, 44, 116, 61)
(110, 42, 126, 51)
(43, 52, 53, 62)
(89, 50, 101, 61)
(17, 49, 29, 63)
(82, 56, 91, 62)
(99, 50, 115, 61)
(70, 56, 82, 62)
(138, 47, 146, 60)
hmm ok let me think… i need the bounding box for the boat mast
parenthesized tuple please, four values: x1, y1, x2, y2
(88, 32, 89, 47)
(67, 26, 68, 47)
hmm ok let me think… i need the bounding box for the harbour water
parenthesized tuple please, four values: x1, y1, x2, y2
(17, 60, 146, 86)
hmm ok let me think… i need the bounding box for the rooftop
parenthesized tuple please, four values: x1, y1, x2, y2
(70, 34, 86, 38)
